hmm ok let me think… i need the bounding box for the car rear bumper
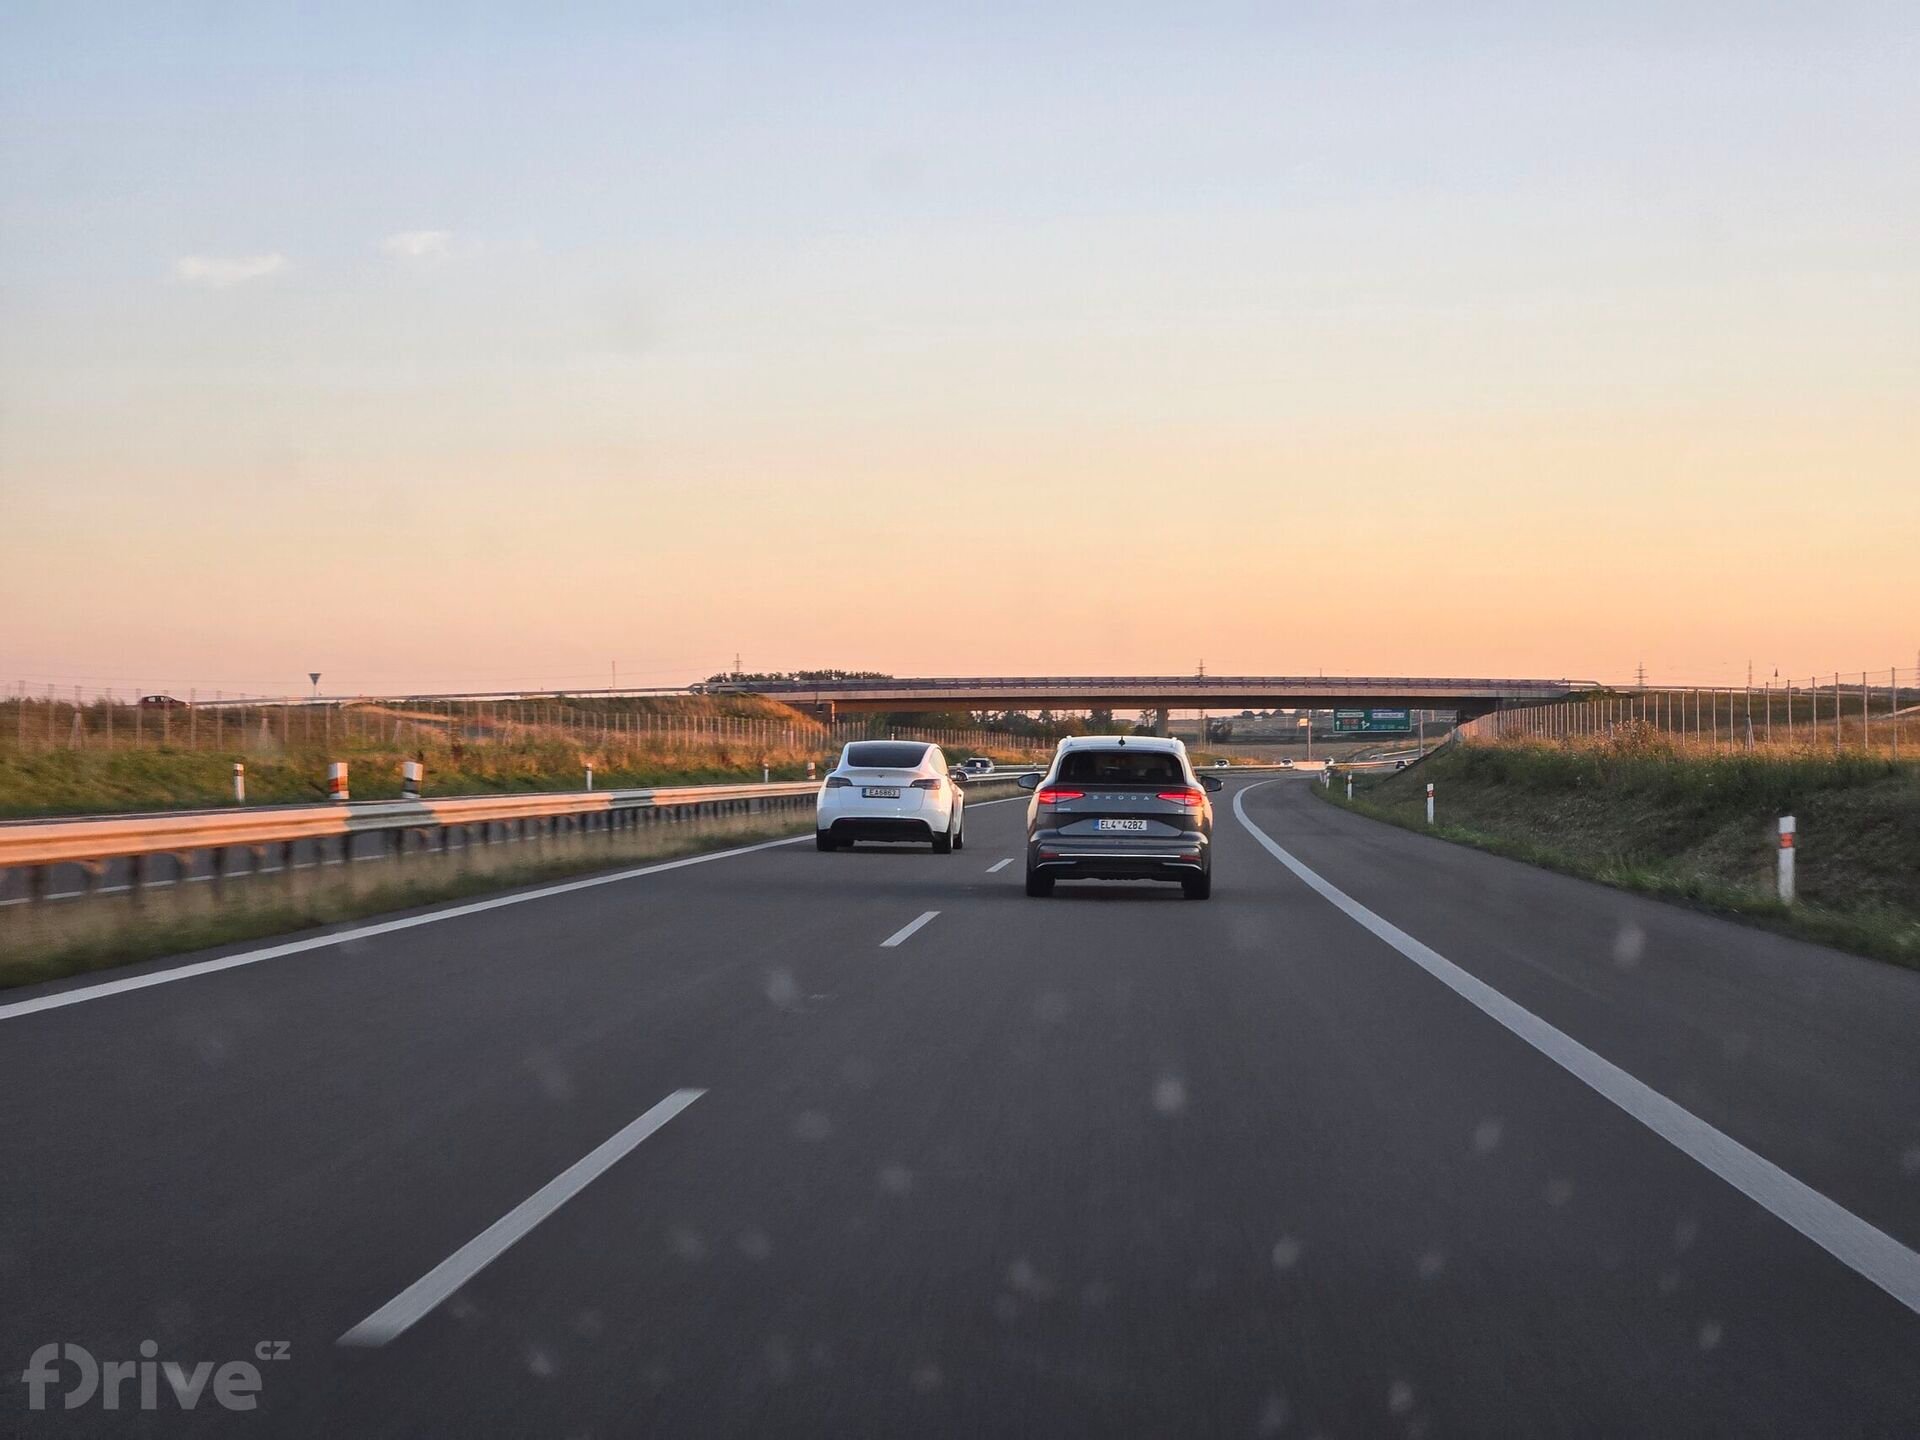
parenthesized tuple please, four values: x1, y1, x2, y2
(1027, 832, 1208, 881)
(825, 816, 939, 842)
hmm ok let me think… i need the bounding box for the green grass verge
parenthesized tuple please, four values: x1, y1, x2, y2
(1, 811, 811, 991)
(1311, 743, 1920, 968)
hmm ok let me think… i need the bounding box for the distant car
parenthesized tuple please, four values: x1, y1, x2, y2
(1019, 736, 1221, 899)
(1394, 758, 1409, 770)
(816, 740, 964, 852)
(962, 756, 994, 774)
(138, 694, 189, 709)
(1278, 758, 1294, 769)
(1213, 758, 1230, 767)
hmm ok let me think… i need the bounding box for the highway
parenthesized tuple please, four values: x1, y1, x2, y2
(3, 776, 1918, 1436)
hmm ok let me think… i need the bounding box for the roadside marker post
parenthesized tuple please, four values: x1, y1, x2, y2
(1346, 773, 1353, 801)
(232, 762, 245, 804)
(401, 760, 424, 800)
(327, 762, 349, 803)
(1426, 782, 1435, 826)
(1778, 816, 1796, 904)
(585, 763, 594, 791)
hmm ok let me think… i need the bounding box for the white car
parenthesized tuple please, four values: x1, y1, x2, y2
(962, 756, 994, 774)
(816, 740, 965, 853)
(1278, 758, 1294, 769)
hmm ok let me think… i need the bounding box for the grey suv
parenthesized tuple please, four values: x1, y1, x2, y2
(1018, 737, 1222, 899)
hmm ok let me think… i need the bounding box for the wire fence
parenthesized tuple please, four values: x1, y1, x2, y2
(1458, 666, 1919, 760)
(0, 687, 1040, 761)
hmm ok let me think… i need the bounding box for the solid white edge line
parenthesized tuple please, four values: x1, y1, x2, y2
(986, 858, 1014, 873)
(880, 910, 940, 948)
(337, 1088, 705, 1347)
(0, 835, 812, 1023)
(1231, 780, 1920, 1318)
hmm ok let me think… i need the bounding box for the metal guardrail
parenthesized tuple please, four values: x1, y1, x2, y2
(0, 775, 1031, 899)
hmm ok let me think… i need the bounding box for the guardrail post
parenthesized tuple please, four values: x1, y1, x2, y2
(1425, 783, 1435, 826)
(233, 762, 245, 804)
(1777, 816, 1796, 904)
(210, 846, 226, 896)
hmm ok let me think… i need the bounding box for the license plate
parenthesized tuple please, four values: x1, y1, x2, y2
(1096, 818, 1149, 832)
(862, 787, 901, 799)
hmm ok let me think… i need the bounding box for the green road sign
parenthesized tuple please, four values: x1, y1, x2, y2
(1333, 708, 1413, 734)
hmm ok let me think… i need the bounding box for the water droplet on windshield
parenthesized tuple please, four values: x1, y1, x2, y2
(1271, 1236, 1303, 1270)
(1472, 1118, 1503, 1154)
(1612, 922, 1645, 968)
(1153, 1075, 1188, 1115)
(791, 1110, 832, 1141)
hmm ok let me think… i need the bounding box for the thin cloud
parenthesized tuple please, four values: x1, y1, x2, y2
(173, 253, 288, 288)
(381, 229, 453, 260)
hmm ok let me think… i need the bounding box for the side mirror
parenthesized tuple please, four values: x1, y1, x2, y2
(1016, 772, 1042, 790)
(1200, 774, 1224, 793)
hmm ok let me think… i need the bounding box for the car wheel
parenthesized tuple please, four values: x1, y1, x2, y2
(932, 825, 953, 854)
(1025, 866, 1054, 897)
(815, 831, 839, 852)
(1181, 870, 1212, 900)
(953, 815, 965, 851)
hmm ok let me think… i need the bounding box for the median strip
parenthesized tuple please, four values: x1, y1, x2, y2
(880, 910, 939, 948)
(337, 1088, 705, 1347)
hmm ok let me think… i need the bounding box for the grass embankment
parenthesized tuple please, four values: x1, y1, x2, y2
(1, 811, 812, 991)
(1315, 739, 1920, 967)
(0, 739, 829, 817)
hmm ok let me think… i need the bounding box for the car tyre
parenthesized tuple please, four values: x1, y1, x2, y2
(1024, 866, 1054, 897)
(1181, 869, 1213, 900)
(953, 815, 965, 851)
(815, 831, 839, 852)
(932, 825, 954, 854)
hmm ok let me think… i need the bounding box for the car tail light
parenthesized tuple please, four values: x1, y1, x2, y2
(911, 778, 943, 790)
(1158, 789, 1206, 807)
(824, 775, 852, 788)
(1035, 788, 1084, 804)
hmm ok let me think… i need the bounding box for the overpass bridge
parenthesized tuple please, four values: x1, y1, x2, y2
(705, 675, 1589, 726)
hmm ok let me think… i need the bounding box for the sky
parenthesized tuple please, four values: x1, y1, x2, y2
(3, 1, 1916, 698)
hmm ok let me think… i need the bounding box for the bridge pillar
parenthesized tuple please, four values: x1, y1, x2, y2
(798, 701, 836, 725)
(1151, 707, 1171, 737)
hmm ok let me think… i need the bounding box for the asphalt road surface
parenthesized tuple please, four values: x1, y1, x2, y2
(3, 777, 1918, 1437)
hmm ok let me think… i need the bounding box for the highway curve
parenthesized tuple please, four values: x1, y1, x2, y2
(3, 776, 1918, 1437)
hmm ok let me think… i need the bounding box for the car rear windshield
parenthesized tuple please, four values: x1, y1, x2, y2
(844, 742, 930, 769)
(1056, 749, 1186, 784)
